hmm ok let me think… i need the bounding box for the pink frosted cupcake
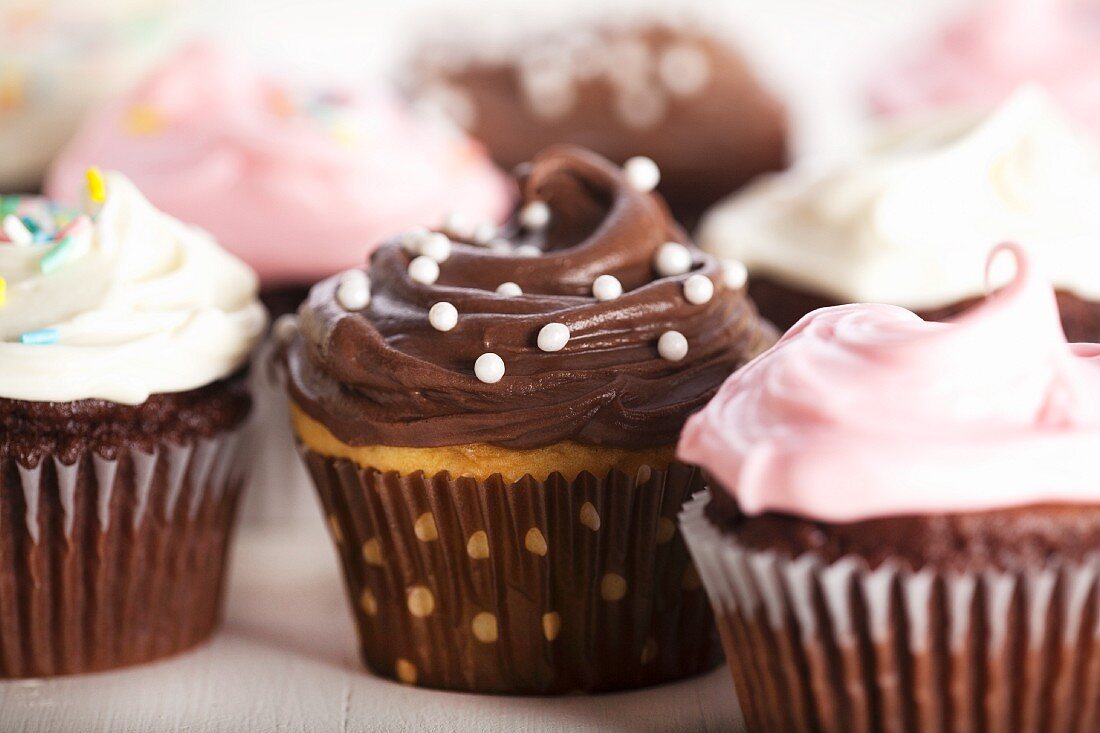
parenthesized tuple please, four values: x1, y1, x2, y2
(679, 244, 1100, 731)
(46, 42, 513, 309)
(869, 0, 1100, 139)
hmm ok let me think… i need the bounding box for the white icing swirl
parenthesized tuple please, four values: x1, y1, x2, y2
(698, 87, 1100, 309)
(0, 172, 266, 404)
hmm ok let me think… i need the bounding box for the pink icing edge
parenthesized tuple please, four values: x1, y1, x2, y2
(678, 243, 1100, 522)
(43, 42, 515, 285)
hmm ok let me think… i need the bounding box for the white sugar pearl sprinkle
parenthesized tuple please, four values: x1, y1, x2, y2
(336, 270, 370, 310)
(537, 322, 570, 352)
(722, 259, 748, 289)
(474, 352, 506, 384)
(488, 238, 513, 254)
(623, 156, 660, 192)
(273, 314, 299, 344)
(658, 331, 688, 362)
(592, 274, 623, 301)
(419, 232, 452, 262)
(654, 242, 692, 277)
(472, 222, 498, 244)
(401, 226, 431, 253)
(408, 255, 440, 285)
(515, 244, 542, 258)
(441, 211, 472, 238)
(428, 302, 458, 332)
(496, 281, 523, 296)
(683, 274, 714, 305)
(520, 201, 551, 230)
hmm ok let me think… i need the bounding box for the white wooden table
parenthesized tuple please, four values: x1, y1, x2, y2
(0, 521, 743, 732)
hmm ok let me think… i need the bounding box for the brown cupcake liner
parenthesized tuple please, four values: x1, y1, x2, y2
(0, 428, 247, 678)
(682, 490, 1100, 733)
(302, 450, 723, 694)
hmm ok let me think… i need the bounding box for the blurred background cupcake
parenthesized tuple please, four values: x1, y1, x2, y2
(869, 0, 1100, 141)
(0, 0, 179, 193)
(46, 42, 513, 315)
(281, 146, 775, 693)
(697, 87, 1100, 340)
(404, 9, 788, 227)
(680, 243, 1100, 731)
(0, 169, 265, 676)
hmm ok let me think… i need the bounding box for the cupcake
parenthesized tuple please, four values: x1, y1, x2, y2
(0, 0, 178, 192)
(45, 42, 513, 313)
(46, 43, 513, 526)
(280, 146, 775, 693)
(407, 18, 787, 227)
(698, 87, 1100, 340)
(868, 0, 1100, 140)
(0, 169, 265, 676)
(679, 243, 1100, 731)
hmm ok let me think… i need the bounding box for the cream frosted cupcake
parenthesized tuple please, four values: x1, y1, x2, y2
(281, 146, 775, 693)
(680, 243, 1100, 731)
(698, 87, 1100, 339)
(0, 169, 265, 676)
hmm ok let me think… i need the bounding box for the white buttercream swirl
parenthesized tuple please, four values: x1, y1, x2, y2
(0, 172, 266, 403)
(698, 87, 1100, 309)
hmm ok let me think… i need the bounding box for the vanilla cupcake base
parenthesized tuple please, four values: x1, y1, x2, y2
(292, 406, 720, 693)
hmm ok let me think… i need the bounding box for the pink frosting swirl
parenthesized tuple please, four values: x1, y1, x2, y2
(678, 243, 1100, 522)
(870, 0, 1100, 139)
(45, 43, 513, 285)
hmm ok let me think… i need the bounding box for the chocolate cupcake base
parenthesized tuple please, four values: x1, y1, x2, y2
(0, 428, 247, 677)
(682, 491, 1100, 733)
(304, 451, 722, 694)
(748, 274, 1100, 342)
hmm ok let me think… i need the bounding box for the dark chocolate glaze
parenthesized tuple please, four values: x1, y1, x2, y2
(749, 273, 1100, 342)
(408, 24, 788, 228)
(0, 373, 251, 466)
(705, 482, 1100, 573)
(286, 146, 775, 450)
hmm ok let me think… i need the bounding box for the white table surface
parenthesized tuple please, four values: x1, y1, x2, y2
(0, 520, 743, 733)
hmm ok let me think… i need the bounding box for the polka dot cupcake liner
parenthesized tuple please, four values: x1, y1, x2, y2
(0, 426, 248, 678)
(303, 452, 722, 694)
(681, 491, 1100, 732)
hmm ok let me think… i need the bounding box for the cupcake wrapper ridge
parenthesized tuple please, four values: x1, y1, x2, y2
(682, 491, 1100, 733)
(0, 428, 247, 678)
(304, 451, 722, 694)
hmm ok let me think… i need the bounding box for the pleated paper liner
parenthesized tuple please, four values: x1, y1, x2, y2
(303, 451, 723, 694)
(0, 428, 247, 677)
(682, 491, 1100, 733)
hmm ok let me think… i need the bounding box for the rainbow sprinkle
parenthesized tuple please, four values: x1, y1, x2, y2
(2, 214, 32, 245)
(0, 277, 6, 308)
(86, 167, 107, 204)
(19, 328, 59, 345)
(39, 215, 91, 274)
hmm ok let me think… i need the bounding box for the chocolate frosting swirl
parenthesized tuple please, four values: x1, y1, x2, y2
(285, 146, 774, 450)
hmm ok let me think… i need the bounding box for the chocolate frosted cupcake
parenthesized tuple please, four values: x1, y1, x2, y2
(409, 19, 787, 227)
(698, 87, 1100, 340)
(0, 171, 265, 676)
(282, 146, 774, 693)
(679, 243, 1100, 731)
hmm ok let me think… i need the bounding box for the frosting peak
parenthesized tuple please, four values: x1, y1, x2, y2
(0, 172, 266, 404)
(45, 43, 513, 285)
(698, 88, 1100, 309)
(286, 146, 774, 450)
(679, 244, 1100, 522)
